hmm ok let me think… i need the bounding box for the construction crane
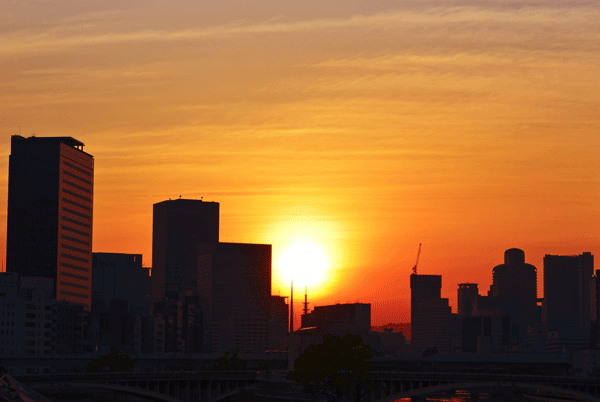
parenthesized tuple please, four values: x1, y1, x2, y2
(412, 243, 422, 275)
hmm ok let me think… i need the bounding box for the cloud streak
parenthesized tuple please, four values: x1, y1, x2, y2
(1, 5, 598, 55)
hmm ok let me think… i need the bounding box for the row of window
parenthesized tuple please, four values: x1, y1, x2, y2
(61, 216, 90, 229)
(60, 271, 89, 281)
(62, 206, 91, 221)
(60, 262, 89, 273)
(62, 179, 91, 195)
(59, 290, 89, 300)
(61, 234, 89, 246)
(61, 242, 90, 255)
(62, 197, 90, 212)
(61, 252, 88, 264)
(24, 314, 53, 321)
(25, 340, 52, 347)
(63, 169, 92, 185)
(25, 305, 53, 311)
(63, 160, 92, 178)
(60, 280, 88, 290)
(63, 188, 91, 203)
(61, 225, 90, 238)
(24, 323, 52, 329)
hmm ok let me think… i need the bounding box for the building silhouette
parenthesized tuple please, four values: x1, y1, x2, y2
(462, 314, 510, 353)
(92, 252, 151, 315)
(151, 199, 219, 303)
(457, 283, 478, 318)
(269, 295, 289, 351)
(295, 302, 379, 357)
(410, 274, 451, 354)
(490, 248, 537, 348)
(197, 242, 271, 353)
(591, 270, 600, 349)
(6, 135, 94, 310)
(543, 252, 594, 331)
(300, 302, 371, 333)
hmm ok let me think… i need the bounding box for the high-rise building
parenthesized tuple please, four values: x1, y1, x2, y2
(410, 274, 451, 354)
(197, 242, 271, 353)
(543, 252, 594, 331)
(491, 248, 537, 306)
(6, 135, 93, 310)
(457, 283, 478, 318)
(152, 199, 219, 302)
(490, 248, 537, 347)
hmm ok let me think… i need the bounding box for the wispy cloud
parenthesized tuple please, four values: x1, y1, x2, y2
(1, 5, 598, 55)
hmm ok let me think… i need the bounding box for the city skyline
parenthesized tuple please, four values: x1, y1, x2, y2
(1, 0, 599, 325)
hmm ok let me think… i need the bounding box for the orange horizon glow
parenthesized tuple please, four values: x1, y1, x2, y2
(0, 1, 599, 325)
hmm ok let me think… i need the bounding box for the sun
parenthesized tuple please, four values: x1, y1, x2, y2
(277, 241, 330, 289)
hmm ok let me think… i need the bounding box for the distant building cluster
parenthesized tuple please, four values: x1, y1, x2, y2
(0, 135, 405, 361)
(1, 135, 598, 369)
(410, 248, 600, 358)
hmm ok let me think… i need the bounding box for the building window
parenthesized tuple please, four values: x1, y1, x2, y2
(62, 188, 91, 202)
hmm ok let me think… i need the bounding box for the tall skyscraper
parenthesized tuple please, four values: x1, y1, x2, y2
(6, 135, 93, 310)
(152, 199, 219, 302)
(491, 248, 537, 305)
(490, 248, 537, 347)
(457, 283, 478, 318)
(543, 252, 594, 331)
(410, 274, 451, 354)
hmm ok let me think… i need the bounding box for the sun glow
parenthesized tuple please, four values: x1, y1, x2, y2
(277, 241, 330, 289)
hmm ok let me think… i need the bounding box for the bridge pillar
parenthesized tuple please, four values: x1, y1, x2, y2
(200, 379, 210, 401)
(169, 380, 176, 398)
(181, 380, 190, 402)
(212, 379, 220, 399)
(189, 380, 199, 402)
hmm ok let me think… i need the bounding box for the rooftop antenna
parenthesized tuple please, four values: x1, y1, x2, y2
(303, 286, 309, 316)
(412, 243, 422, 275)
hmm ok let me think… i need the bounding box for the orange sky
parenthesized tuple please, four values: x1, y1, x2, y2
(1, 1, 599, 325)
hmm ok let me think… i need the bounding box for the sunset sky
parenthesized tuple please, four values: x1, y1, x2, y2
(1, 0, 599, 325)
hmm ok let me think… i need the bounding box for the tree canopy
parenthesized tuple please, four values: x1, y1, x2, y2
(290, 333, 373, 402)
(211, 348, 248, 371)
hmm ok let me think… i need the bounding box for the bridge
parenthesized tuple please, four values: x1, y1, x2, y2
(21, 371, 260, 402)
(20, 370, 600, 402)
(369, 371, 600, 402)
